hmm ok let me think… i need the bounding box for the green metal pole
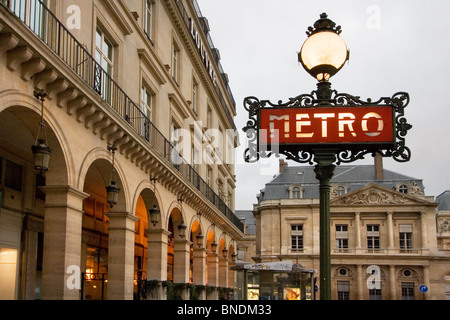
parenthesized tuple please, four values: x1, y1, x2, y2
(313, 149, 336, 300)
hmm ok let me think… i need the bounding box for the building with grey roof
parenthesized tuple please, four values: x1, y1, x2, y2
(436, 190, 450, 211)
(245, 159, 450, 300)
(257, 160, 425, 204)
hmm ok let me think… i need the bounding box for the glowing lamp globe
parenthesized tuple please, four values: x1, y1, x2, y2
(299, 13, 349, 82)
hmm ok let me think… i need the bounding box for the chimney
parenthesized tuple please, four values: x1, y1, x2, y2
(374, 152, 384, 180)
(279, 159, 288, 173)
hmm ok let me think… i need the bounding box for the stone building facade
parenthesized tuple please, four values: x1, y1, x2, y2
(250, 160, 450, 300)
(0, 0, 243, 300)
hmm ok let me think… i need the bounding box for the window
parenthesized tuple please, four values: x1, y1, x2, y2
(336, 185, 346, 196)
(289, 185, 304, 199)
(367, 225, 380, 249)
(144, 0, 153, 39)
(291, 225, 303, 251)
(172, 42, 180, 82)
(399, 224, 413, 251)
(95, 27, 114, 103)
(218, 126, 224, 159)
(207, 166, 212, 187)
(337, 281, 350, 300)
(140, 84, 153, 140)
(9, 0, 47, 39)
(292, 187, 301, 199)
(170, 119, 181, 145)
(339, 268, 348, 276)
(191, 142, 200, 172)
(0, 247, 18, 300)
(401, 282, 415, 300)
(5, 160, 23, 192)
(403, 269, 412, 277)
(398, 184, 409, 194)
(192, 78, 198, 114)
(336, 225, 348, 250)
(227, 190, 233, 209)
(170, 119, 182, 166)
(207, 107, 212, 128)
(369, 288, 382, 300)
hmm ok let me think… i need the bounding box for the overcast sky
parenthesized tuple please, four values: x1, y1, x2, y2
(196, 0, 450, 210)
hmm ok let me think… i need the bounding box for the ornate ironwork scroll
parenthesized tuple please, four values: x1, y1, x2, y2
(242, 88, 412, 165)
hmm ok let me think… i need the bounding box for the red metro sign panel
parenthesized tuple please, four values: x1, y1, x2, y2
(259, 106, 394, 146)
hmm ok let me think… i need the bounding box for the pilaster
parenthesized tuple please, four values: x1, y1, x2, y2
(106, 212, 139, 300)
(41, 186, 89, 300)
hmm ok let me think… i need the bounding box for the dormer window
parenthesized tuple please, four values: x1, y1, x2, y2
(336, 185, 346, 196)
(289, 185, 304, 199)
(331, 184, 348, 197)
(398, 184, 409, 194)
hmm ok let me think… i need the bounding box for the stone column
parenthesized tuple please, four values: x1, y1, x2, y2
(387, 212, 395, 251)
(207, 253, 219, 299)
(355, 212, 362, 250)
(174, 239, 191, 299)
(356, 264, 364, 300)
(389, 265, 397, 300)
(420, 212, 428, 252)
(423, 266, 430, 300)
(228, 264, 236, 289)
(219, 258, 229, 288)
(41, 186, 88, 300)
(146, 228, 170, 300)
(106, 212, 139, 300)
(193, 247, 207, 299)
(147, 229, 170, 280)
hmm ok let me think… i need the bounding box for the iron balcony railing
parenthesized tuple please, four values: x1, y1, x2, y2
(1, 0, 243, 232)
(175, 0, 236, 126)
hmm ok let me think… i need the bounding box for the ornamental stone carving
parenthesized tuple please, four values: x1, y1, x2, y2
(439, 219, 450, 233)
(336, 189, 407, 205)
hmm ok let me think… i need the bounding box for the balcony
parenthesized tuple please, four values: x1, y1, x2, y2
(333, 247, 423, 255)
(0, 0, 244, 233)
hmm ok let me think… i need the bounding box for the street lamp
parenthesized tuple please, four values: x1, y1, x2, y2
(222, 248, 228, 259)
(178, 220, 187, 238)
(177, 197, 187, 238)
(298, 13, 350, 300)
(149, 176, 160, 227)
(243, 12, 412, 301)
(106, 145, 120, 209)
(211, 240, 218, 253)
(196, 233, 204, 248)
(31, 89, 51, 174)
(299, 13, 349, 83)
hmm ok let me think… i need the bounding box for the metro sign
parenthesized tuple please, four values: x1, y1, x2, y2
(259, 106, 394, 147)
(243, 92, 412, 164)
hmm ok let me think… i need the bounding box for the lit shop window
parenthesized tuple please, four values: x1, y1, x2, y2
(0, 247, 18, 300)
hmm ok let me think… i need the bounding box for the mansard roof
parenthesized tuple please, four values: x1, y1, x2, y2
(257, 164, 425, 203)
(436, 190, 450, 211)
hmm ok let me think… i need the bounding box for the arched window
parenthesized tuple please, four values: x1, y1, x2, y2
(289, 185, 304, 199)
(292, 187, 301, 199)
(336, 185, 347, 196)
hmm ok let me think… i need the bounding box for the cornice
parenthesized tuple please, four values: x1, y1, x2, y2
(137, 48, 167, 85)
(101, 0, 134, 35)
(162, 0, 235, 130)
